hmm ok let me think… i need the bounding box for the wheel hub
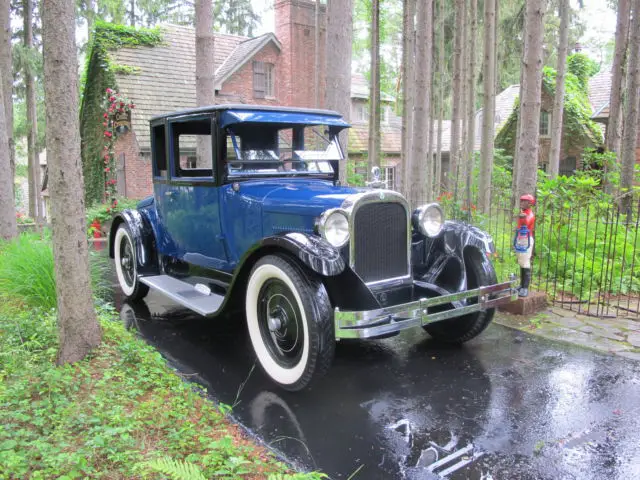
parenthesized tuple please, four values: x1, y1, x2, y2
(268, 315, 283, 332)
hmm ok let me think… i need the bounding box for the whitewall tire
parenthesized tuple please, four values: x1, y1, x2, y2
(246, 255, 334, 391)
(114, 224, 149, 301)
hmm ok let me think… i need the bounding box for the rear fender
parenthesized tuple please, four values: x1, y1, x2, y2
(109, 209, 158, 274)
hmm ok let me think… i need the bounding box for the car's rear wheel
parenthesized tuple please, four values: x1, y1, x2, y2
(246, 255, 334, 391)
(423, 249, 496, 344)
(114, 224, 149, 301)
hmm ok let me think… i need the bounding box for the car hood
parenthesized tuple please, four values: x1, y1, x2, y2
(235, 179, 360, 216)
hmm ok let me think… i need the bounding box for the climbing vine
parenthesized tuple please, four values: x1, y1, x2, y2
(495, 53, 603, 156)
(80, 22, 163, 206)
(101, 89, 135, 211)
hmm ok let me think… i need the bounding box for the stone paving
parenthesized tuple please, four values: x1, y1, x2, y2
(495, 306, 640, 362)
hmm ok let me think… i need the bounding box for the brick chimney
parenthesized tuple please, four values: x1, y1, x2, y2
(275, 0, 326, 108)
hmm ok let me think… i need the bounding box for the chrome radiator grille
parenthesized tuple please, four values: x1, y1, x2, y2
(352, 202, 409, 283)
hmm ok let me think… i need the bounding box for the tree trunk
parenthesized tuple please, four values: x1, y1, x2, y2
(368, 0, 381, 172)
(408, 0, 433, 207)
(43, 0, 101, 364)
(0, 0, 13, 180)
(195, 0, 215, 167)
(620, 0, 640, 216)
(325, 0, 352, 184)
(0, 70, 17, 240)
(547, 0, 569, 179)
(130, 0, 135, 26)
(448, 0, 464, 192)
(466, 0, 477, 209)
(607, 0, 631, 157)
(460, 1, 469, 200)
(435, 0, 444, 197)
(25, 0, 42, 223)
(314, 0, 320, 108)
(401, 0, 415, 195)
(479, 0, 496, 213)
(515, 0, 546, 201)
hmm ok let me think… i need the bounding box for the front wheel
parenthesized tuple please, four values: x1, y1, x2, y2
(245, 255, 335, 391)
(114, 224, 149, 301)
(423, 249, 496, 344)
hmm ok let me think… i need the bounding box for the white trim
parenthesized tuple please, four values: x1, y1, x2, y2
(246, 263, 310, 385)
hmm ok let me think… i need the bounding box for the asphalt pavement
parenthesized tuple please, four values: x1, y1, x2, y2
(115, 288, 640, 480)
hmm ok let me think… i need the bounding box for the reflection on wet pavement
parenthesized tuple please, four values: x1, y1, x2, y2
(115, 287, 640, 479)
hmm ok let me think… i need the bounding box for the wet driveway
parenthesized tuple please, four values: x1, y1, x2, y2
(111, 285, 640, 480)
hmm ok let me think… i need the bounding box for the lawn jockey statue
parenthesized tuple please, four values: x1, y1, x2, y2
(514, 194, 536, 297)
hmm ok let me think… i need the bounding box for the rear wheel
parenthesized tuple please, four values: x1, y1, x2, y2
(246, 255, 334, 391)
(423, 249, 496, 344)
(114, 224, 149, 301)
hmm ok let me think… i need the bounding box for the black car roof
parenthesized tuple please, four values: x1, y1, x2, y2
(150, 104, 344, 122)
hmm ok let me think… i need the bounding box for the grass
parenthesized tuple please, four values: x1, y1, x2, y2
(0, 231, 110, 309)
(0, 233, 326, 480)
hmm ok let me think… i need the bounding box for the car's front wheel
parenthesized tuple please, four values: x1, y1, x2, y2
(423, 249, 496, 344)
(246, 255, 335, 391)
(114, 224, 149, 301)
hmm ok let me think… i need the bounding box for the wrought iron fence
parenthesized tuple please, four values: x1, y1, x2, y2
(439, 191, 640, 319)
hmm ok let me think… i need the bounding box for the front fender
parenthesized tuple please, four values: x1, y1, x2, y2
(414, 220, 495, 291)
(255, 232, 345, 277)
(109, 209, 157, 273)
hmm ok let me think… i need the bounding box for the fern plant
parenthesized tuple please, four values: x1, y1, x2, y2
(144, 457, 207, 480)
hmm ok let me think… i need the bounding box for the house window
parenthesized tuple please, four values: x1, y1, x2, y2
(540, 111, 550, 137)
(353, 103, 368, 123)
(265, 63, 275, 97)
(253, 61, 275, 99)
(382, 166, 396, 190)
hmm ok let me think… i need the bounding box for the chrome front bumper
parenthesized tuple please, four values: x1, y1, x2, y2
(334, 280, 517, 339)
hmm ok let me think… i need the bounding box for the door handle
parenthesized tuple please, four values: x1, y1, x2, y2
(164, 191, 174, 197)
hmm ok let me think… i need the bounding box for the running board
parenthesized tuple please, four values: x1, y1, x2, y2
(140, 275, 223, 316)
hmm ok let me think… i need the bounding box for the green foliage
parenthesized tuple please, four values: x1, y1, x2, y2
(567, 53, 600, 89)
(108, 63, 141, 75)
(347, 159, 368, 186)
(0, 300, 324, 479)
(80, 22, 163, 206)
(86, 197, 140, 227)
(0, 232, 109, 309)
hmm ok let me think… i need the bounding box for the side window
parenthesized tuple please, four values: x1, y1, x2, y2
(151, 124, 167, 178)
(170, 117, 214, 178)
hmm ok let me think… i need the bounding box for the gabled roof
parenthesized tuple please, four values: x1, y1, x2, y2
(215, 33, 281, 89)
(111, 24, 248, 151)
(351, 73, 396, 102)
(588, 70, 612, 120)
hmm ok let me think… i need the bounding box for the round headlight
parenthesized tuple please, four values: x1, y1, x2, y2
(415, 203, 444, 237)
(318, 210, 350, 247)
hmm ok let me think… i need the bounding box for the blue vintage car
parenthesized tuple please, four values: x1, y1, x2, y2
(110, 105, 515, 391)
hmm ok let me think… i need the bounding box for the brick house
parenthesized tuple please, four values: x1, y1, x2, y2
(81, 0, 417, 199)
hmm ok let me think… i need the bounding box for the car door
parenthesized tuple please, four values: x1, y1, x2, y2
(155, 114, 229, 271)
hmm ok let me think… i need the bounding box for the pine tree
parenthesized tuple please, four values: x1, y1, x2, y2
(325, 0, 353, 184)
(479, 0, 496, 213)
(547, 0, 569, 178)
(43, 0, 101, 363)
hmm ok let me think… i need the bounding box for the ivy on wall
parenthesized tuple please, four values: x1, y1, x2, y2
(80, 22, 163, 206)
(495, 53, 603, 157)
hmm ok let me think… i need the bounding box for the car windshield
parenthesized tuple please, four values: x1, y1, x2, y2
(225, 124, 343, 176)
